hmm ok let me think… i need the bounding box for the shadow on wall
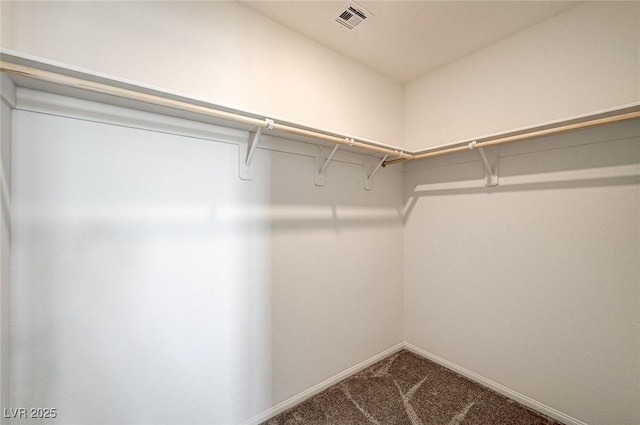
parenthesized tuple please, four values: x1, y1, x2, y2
(9, 108, 405, 425)
(216, 204, 403, 233)
(9, 111, 277, 424)
(403, 120, 640, 222)
(401, 118, 640, 425)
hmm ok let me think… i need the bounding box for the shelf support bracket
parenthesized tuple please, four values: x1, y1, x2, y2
(364, 155, 388, 191)
(468, 141, 499, 187)
(245, 126, 262, 167)
(314, 143, 340, 186)
(239, 118, 274, 181)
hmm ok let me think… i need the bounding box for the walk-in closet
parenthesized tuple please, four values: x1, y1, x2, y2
(0, 2, 638, 425)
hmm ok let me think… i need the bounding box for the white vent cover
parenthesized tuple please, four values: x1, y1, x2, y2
(333, 1, 373, 30)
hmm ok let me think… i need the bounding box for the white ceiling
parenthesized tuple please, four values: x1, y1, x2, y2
(241, 1, 581, 83)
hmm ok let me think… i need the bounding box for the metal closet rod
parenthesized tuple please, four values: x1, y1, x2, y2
(383, 110, 640, 166)
(2, 60, 639, 166)
(0, 61, 413, 160)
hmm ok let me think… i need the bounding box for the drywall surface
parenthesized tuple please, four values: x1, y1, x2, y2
(0, 75, 12, 418)
(9, 94, 404, 424)
(0, 0, 12, 49)
(9, 1, 403, 146)
(404, 1, 640, 150)
(403, 120, 640, 425)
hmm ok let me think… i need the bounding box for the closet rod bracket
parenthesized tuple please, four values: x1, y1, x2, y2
(245, 127, 262, 166)
(314, 143, 340, 186)
(238, 118, 274, 181)
(364, 154, 388, 191)
(468, 141, 499, 187)
(265, 118, 275, 130)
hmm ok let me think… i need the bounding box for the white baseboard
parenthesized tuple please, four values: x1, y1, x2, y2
(403, 342, 588, 425)
(240, 343, 404, 425)
(240, 342, 588, 425)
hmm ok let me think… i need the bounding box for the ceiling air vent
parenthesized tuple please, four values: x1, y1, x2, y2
(333, 1, 372, 30)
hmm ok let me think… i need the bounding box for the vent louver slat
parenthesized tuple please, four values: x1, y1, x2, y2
(348, 6, 367, 20)
(340, 11, 353, 20)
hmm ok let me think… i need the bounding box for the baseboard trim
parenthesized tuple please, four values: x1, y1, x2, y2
(403, 342, 588, 425)
(240, 343, 404, 425)
(240, 342, 589, 425)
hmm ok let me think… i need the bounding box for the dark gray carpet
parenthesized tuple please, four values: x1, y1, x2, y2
(263, 350, 564, 425)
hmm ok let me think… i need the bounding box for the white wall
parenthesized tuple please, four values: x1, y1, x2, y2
(4, 3, 640, 424)
(404, 1, 640, 150)
(0, 74, 14, 419)
(7, 1, 639, 153)
(9, 92, 404, 424)
(403, 120, 640, 425)
(0, 0, 12, 49)
(8, 1, 403, 146)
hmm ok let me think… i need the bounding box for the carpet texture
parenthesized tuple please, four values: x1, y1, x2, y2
(262, 350, 565, 425)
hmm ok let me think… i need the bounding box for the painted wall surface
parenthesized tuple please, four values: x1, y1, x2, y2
(0, 0, 12, 49)
(0, 75, 13, 418)
(9, 97, 403, 424)
(403, 1, 640, 150)
(403, 120, 640, 425)
(8, 1, 403, 146)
